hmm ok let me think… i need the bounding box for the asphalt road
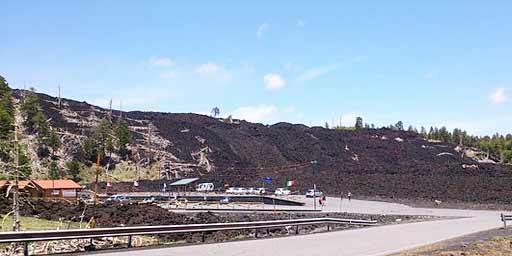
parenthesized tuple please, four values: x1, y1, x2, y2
(90, 198, 506, 256)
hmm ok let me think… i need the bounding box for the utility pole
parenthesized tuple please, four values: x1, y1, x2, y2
(108, 99, 112, 122)
(147, 122, 152, 161)
(91, 153, 101, 228)
(311, 160, 318, 211)
(339, 191, 343, 212)
(58, 82, 62, 109)
(12, 123, 20, 232)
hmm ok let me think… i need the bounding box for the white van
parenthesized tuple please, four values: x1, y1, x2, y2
(196, 183, 215, 192)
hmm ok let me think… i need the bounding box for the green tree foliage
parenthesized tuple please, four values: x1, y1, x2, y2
(82, 137, 99, 162)
(83, 116, 132, 163)
(20, 88, 41, 132)
(45, 130, 61, 154)
(48, 161, 60, 179)
(395, 121, 404, 131)
(66, 160, 81, 182)
(503, 150, 512, 163)
(19, 88, 61, 157)
(17, 145, 32, 177)
(417, 125, 512, 164)
(0, 75, 14, 140)
(355, 117, 363, 129)
(94, 118, 113, 149)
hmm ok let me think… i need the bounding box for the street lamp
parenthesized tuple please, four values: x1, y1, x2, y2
(311, 160, 318, 210)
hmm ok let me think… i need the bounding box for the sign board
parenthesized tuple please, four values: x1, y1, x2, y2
(263, 176, 273, 183)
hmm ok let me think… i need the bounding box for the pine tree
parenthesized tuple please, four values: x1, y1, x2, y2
(66, 160, 81, 182)
(114, 118, 131, 157)
(420, 126, 427, 137)
(20, 88, 41, 132)
(355, 117, 363, 129)
(82, 137, 99, 162)
(395, 121, 404, 131)
(0, 75, 14, 140)
(49, 161, 60, 180)
(17, 145, 32, 177)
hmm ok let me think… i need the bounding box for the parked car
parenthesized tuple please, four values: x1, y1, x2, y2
(274, 188, 291, 196)
(305, 189, 323, 198)
(219, 197, 230, 204)
(226, 187, 237, 194)
(140, 197, 156, 204)
(235, 187, 248, 194)
(255, 187, 265, 194)
(247, 187, 258, 194)
(106, 194, 130, 203)
(196, 182, 215, 192)
(257, 188, 273, 195)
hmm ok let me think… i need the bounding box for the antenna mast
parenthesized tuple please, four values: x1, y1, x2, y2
(58, 82, 62, 109)
(108, 99, 113, 121)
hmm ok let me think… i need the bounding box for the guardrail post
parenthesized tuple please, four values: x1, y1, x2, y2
(502, 213, 507, 229)
(23, 242, 29, 256)
(127, 235, 132, 248)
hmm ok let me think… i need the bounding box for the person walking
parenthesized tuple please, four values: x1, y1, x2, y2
(347, 191, 352, 201)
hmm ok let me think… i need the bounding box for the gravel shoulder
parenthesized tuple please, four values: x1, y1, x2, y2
(392, 228, 512, 256)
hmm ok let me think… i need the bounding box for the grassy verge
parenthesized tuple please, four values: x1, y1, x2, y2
(396, 235, 512, 256)
(0, 215, 82, 232)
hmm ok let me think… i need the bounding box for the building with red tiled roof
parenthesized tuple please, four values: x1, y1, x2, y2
(27, 179, 82, 199)
(0, 180, 31, 190)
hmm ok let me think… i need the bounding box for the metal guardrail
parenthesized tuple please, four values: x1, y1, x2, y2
(0, 217, 377, 255)
(500, 213, 512, 228)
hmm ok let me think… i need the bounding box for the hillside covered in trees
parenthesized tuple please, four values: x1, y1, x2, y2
(1, 74, 512, 204)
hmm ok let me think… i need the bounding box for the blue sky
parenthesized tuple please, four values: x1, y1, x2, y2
(2, 1, 511, 135)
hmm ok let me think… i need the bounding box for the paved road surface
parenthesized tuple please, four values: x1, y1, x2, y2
(90, 198, 507, 256)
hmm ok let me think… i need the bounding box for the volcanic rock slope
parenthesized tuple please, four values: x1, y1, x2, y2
(17, 90, 512, 203)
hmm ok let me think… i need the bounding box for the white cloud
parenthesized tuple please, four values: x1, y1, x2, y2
(257, 22, 269, 39)
(232, 105, 278, 123)
(149, 57, 174, 67)
(340, 112, 361, 127)
(195, 62, 232, 81)
(263, 73, 285, 90)
(297, 19, 307, 27)
(490, 87, 507, 104)
(159, 71, 176, 79)
(296, 63, 339, 82)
